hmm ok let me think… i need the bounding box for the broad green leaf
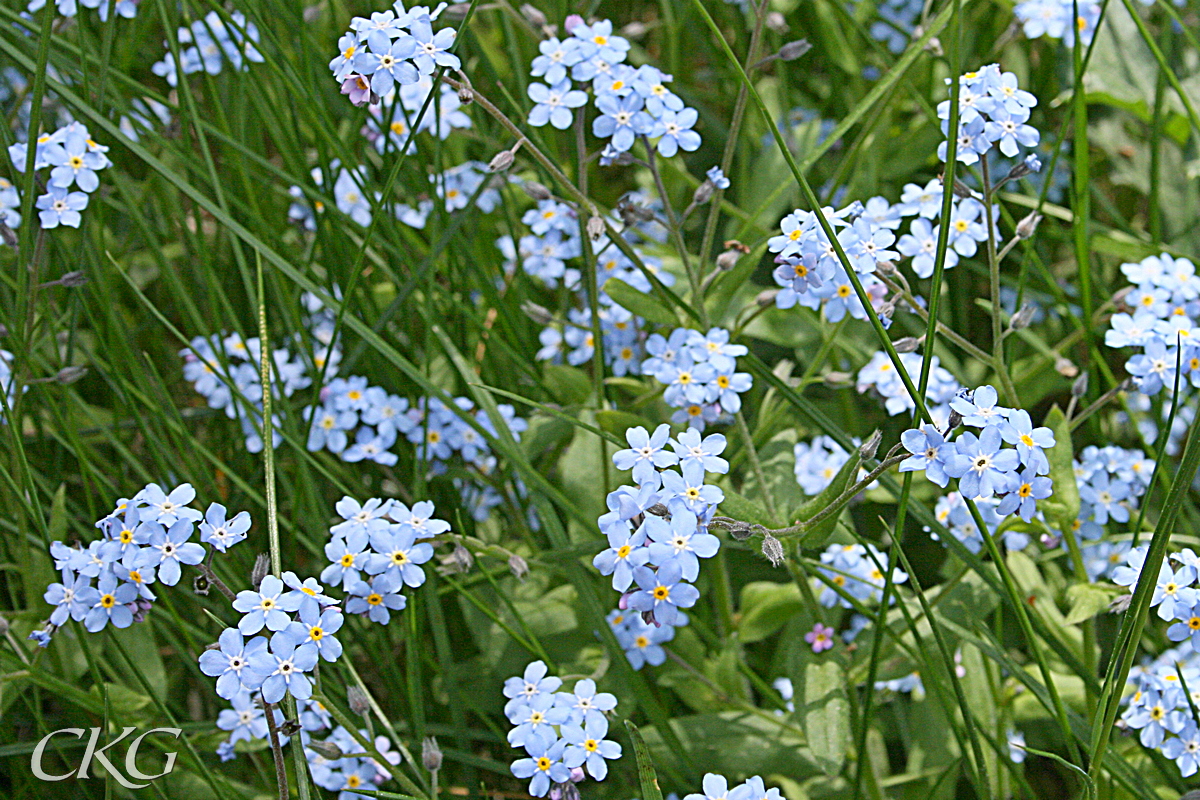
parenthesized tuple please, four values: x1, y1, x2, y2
(1043, 406, 1080, 529)
(543, 365, 593, 406)
(717, 487, 778, 529)
(738, 581, 804, 643)
(1064, 583, 1123, 625)
(641, 711, 819, 777)
(87, 682, 152, 720)
(794, 450, 863, 547)
(801, 661, 850, 776)
(624, 721, 665, 800)
(596, 409, 655, 439)
(108, 623, 168, 704)
(601, 278, 680, 327)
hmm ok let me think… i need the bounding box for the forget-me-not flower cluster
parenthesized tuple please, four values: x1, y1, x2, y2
(9, 122, 111, 230)
(898, 385, 1058, 524)
(150, 11, 263, 86)
(503, 660, 622, 797)
(593, 424, 728, 664)
(1104, 253, 1200, 397)
(329, 3, 460, 106)
(31, 483, 231, 647)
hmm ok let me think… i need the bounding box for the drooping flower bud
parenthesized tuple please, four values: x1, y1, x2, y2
(761, 534, 785, 567)
(778, 39, 812, 61)
(251, 553, 270, 590)
(1015, 211, 1042, 240)
(347, 685, 371, 717)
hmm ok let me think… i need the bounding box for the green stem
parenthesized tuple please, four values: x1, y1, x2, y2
(981, 161, 1019, 406)
(734, 409, 777, 521)
(315, 693, 430, 800)
(697, 0, 771, 271)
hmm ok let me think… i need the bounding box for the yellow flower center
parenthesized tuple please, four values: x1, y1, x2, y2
(367, 593, 383, 606)
(100, 594, 116, 608)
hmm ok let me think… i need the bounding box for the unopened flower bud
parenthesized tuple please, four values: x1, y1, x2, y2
(347, 685, 371, 717)
(875, 259, 897, 276)
(308, 739, 344, 761)
(778, 39, 812, 61)
(893, 336, 922, 353)
(0, 615, 9, 637)
(280, 719, 302, 736)
(521, 301, 555, 326)
(618, 198, 654, 226)
(59, 271, 88, 287)
(1054, 357, 1079, 378)
(692, 180, 715, 207)
(950, 178, 974, 199)
(563, 14, 584, 33)
(761, 534, 785, 567)
(620, 21, 647, 38)
(251, 553, 270, 590)
(508, 553, 529, 580)
(923, 35, 943, 56)
(1009, 302, 1036, 330)
(519, 3, 547, 26)
(193, 573, 210, 596)
(1072, 371, 1089, 398)
(422, 736, 443, 771)
(523, 181, 552, 201)
(488, 149, 515, 173)
(765, 11, 788, 33)
(859, 429, 882, 460)
(1015, 211, 1042, 240)
(587, 215, 605, 241)
(56, 366, 87, 384)
(1039, 532, 1061, 549)
(646, 503, 670, 517)
(0, 222, 18, 250)
(946, 409, 964, 432)
(716, 248, 740, 272)
(1110, 593, 1133, 614)
(450, 543, 474, 573)
(1005, 154, 1042, 182)
(756, 288, 780, 306)
(824, 370, 852, 386)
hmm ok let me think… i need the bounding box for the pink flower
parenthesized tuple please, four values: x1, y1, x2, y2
(340, 74, 376, 107)
(805, 622, 835, 653)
